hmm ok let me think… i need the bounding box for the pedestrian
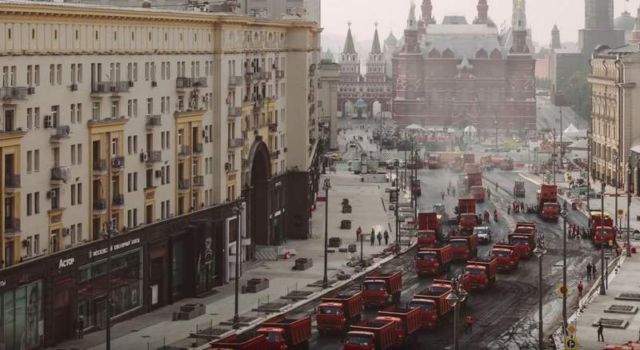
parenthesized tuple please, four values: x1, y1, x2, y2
(597, 321, 605, 342)
(441, 191, 445, 201)
(370, 230, 375, 246)
(487, 187, 491, 200)
(356, 226, 362, 241)
(586, 262, 592, 281)
(520, 201, 524, 212)
(447, 187, 450, 196)
(464, 315, 474, 334)
(577, 280, 584, 299)
(593, 264, 597, 279)
(383, 230, 389, 245)
(77, 315, 84, 339)
(377, 232, 383, 245)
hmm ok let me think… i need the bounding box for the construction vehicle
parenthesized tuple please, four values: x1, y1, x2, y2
(344, 319, 398, 350)
(417, 212, 441, 248)
(449, 233, 479, 261)
(409, 288, 452, 330)
(457, 198, 481, 234)
(513, 181, 526, 197)
(499, 157, 514, 171)
(508, 223, 537, 259)
(316, 289, 363, 334)
(376, 306, 422, 345)
(257, 314, 312, 350)
(362, 271, 402, 308)
(604, 341, 640, 350)
(491, 244, 520, 271)
(415, 244, 453, 276)
(537, 184, 560, 221)
(211, 334, 268, 350)
(590, 211, 617, 247)
(463, 256, 498, 291)
(427, 154, 441, 169)
(463, 164, 486, 202)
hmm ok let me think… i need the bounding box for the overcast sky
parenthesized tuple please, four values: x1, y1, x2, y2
(321, 0, 639, 47)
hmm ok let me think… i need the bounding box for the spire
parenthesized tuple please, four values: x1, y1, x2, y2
(512, 0, 527, 31)
(474, 0, 489, 25)
(407, 1, 417, 30)
(421, 0, 435, 24)
(371, 23, 382, 54)
(631, 7, 640, 44)
(551, 24, 561, 49)
(343, 22, 356, 54)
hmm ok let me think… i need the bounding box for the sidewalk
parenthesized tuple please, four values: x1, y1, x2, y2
(51, 172, 404, 350)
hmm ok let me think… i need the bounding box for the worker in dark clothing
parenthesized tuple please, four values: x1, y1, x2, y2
(383, 230, 389, 245)
(586, 262, 592, 281)
(370, 230, 375, 246)
(597, 322, 605, 342)
(377, 232, 383, 245)
(464, 315, 474, 334)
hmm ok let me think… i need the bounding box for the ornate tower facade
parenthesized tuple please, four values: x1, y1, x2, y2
(421, 0, 436, 25)
(340, 23, 360, 83)
(585, 0, 614, 30)
(510, 0, 529, 53)
(551, 24, 561, 49)
(473, 0, 489, 25)
(366, 25, 386, 83)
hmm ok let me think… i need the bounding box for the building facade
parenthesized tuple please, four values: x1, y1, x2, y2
(392, 0, 536, 130)
(0, 2, 319, 348)
(318, 61, 340, 150)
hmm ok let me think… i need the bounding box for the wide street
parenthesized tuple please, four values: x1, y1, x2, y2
(304, 123, 601, 349)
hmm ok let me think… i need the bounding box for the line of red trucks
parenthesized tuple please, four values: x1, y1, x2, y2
(537, 184, 560, 221)
(211, 314, 312, 350)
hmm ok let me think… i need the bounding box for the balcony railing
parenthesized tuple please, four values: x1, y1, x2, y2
(51, 167, 70, 183)
(93, 198, 107, 212)
(228, 106, 242, 117)
(50, 125, 71, 142)
(93, 159, 107, 173)
(0, 87, 28, 100)
(4, 218, 20, 234)
(91, 81, 131, 94)
(178, 179, 191, 190)
(146, 115, 162, 128)
(142, 150, 162, 163)
(228, 138, 244, 148)
(111, 156, 125, 170)
(178, 145, 192, 158)
(112, 194, 125, 207)
(193, 143, 203, 154)
(275, 70, 285, 79)
(4, 175, 20, 189)
(176, 77, 208, 89)
(192, 175, 204, 187)
(228, 76, 244, 87)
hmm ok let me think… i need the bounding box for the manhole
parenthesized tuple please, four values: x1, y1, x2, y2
(615, 293, 640, 301)
(282, 290, 314, 301)
(605, 305, 638, 314)
(592, 318, 629, 329)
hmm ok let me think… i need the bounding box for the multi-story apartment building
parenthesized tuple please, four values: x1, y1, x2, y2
(0, 2, 320, 348)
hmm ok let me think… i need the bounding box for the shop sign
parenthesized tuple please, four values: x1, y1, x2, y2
(58, 257, 75, 269)
(89, 237, 141, 259)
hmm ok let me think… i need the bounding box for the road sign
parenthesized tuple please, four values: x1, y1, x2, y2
(557, 284, 570, 297)
(567, 324, 576, 334)
(618, 209, 624, 217)
(565, 336, 577, 349)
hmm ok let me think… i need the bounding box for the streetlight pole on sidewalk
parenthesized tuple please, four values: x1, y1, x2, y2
(232, 200, 243, 329)
(395, 160, 400, 245)
(446, 275, 467, 350)
(559, 108, 563, 169)
(534, 236, 547, 350)
(322, 178, 331, 288)
(628, 156, 632, 257)
(587, 129, 592, 212)
(615, 155, 619, 229)
(561, 210, 568, 336)
(600, 182, 607, 295)
(553, 128, 557, 186)
(103, 223, 117, 350)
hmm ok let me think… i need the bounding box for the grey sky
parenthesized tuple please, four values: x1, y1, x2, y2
(321, 0, 639, 47)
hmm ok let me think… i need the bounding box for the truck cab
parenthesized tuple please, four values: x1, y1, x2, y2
(491, 245, 520, 271)
(417, 230, 437, 248)
(470, 186, 485, 202)
(463, 257, 497, 291)
(362, 272, 402, 308)
(508, 234, 535, 258)
(256, 327, 288, 350)
(513, 181, 526, 197)
(344, 331, 377, 350)
(449, 234, 478, 261)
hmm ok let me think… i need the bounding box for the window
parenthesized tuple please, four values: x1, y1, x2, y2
(34, 234, 40, 254)
(34, 65, 40, 86)
(71, 184, 76, 205)
(111, 100, 119, 118)
(49, 64, 55, 85)
(147, 98, 153, 115)
(27, 193, 32, 216)
(77, 144, 82, 164)
(145, 62, 149, 81)
(70, 225, 76, 245)
(71, 145, 76, 165)
(34, 192, 40, 214)
(56, 64, 62, 85)
(27, 108, 32, 130)
(92, 102, 100, 120)
(26, 151, 32, 172)
(27, 65, 33, 86)
(34, 150, 39, 172)
(78, 64, 83, 83)
(77, 223, 83, 242)
(77, 183, 82, 204)
(34, 107, 40, 128)
(71, 104, 76, 124)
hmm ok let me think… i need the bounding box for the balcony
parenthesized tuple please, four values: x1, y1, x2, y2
(178, 179, 191, 191)
(112, 194, 125, 208)
(270, 150, 280, 159)
(275, 70, 285, 79)
(228, 106, 242, 118)
(269, 123, 278, 133)
(253, 71, 271, 81)
(144, 186, 156, 200)
(146, 115, 162, 129)
(50, 125, 71, 143)
(93, 159, 108, 175)
(50, 167, 70, 185)
(4, 218, 20, 235)
(111, 156, 125, 171)
(228, 76, 243, 87)
(142, 150, 162, 164)
(228, 138, 244, 148)
(91, 81, 131, 94)
(193, 143, 204, 155)
(0, 87, 28, 101)
(93, 198, 107, 214)
(176, 77, 207, 89)
(178, 145, 192, 159)
(4, 175, 20, 192)
(193, 175, 204, 187)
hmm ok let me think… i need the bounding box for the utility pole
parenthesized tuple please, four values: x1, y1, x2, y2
(600, 182, 606, 295)
(322, 179, 331, 288)
(587, 129, 592, 211)
(553, 128, 557, 185)
(105, 224, 112, 350)
(627, 156, 632, 257)
(559, 108, 563, 169)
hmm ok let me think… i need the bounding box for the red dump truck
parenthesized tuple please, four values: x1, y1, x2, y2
(458, 198, 480, 234)
(508, 223, 537, 259)
(344, 319, 398, 350)
(376, 306, 422, 344)
(409, 288, 452, 330)
(590, 211, 616, 247)
(362, 271, 402, 308)
(491, 244, 520, 271)
(417, 212, 441, 248)
(537, 184, 560, 221)
(316, 289, 363, 334)
(463, 256, 498, 291)
(449, 233, 479, 261)
(211, 334, 268, 350)
(256, 314, 312, 350)
(415, 244, 453, 276)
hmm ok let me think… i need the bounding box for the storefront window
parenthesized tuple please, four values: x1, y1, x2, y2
(0, 280, 43, 350)
(172, 240, 184, 295)
(77, 249, 142, 330)
(196, 234, 216, 294)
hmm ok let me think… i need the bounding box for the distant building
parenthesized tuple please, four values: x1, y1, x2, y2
(318, 62, 341, 149)
(392, 0, 536, 131)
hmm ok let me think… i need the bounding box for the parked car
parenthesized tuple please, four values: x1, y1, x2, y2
(473, 226, 491, 244)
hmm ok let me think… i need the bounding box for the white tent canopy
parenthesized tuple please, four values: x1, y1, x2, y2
(405, 124, 425, 131)
(463, 125, 478, 134)
(563, 123, 586, 138)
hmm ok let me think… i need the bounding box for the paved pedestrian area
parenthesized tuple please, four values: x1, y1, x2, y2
(50, 171, 407, 350)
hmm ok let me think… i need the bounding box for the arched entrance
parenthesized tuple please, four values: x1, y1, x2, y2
(247, 140, 271, 246)
(372, 100, 382, 118)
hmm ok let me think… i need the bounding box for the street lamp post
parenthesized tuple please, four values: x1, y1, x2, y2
(232, 200, 243, 329)
(559, 108, 563, 169)
(600, 182, 607, 295)
(587, 129, 592, 211)
(627, 156, 632, 257)
(533, 236, 548, 350)
(494, 117, 498, 152)
(103, 223, 118, 350)
(615, 155, 619, 229)
(395, 160, 400, 245)
(446, 275, 468, 350)
(553, 129, 557, 186)
(561, 210, 568, 335)
(322, 178, 331, 288)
